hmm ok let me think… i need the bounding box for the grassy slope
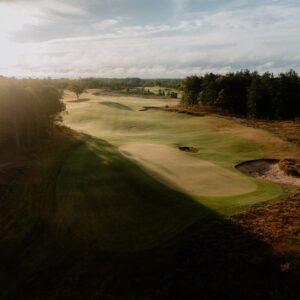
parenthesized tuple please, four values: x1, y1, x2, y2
(64, 91, 296, 217)
(55, 136, 205, 251)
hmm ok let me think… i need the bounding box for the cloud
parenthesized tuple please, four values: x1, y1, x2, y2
(0, 0, 299, 77)
(0, 0, 87, 16)
(92, 17, 124, 31)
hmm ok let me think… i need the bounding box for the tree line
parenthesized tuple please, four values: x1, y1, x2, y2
(49, 78, 181, 91)
(0, 77, 65, 150)
(181, 70, 300, 120)
(57, 78, 180, 99)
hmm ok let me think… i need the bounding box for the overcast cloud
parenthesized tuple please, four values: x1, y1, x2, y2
(0, 0, 299, 78)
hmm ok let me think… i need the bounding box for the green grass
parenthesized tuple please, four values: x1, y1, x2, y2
(196, 180, 291, 215)
(55, 137, 206, 251)
(0, 92, 298, 298)
(54, 92, 296, 249)
(2, 93, 294, 253)
(65, 95, 292, 194)
(0, 133, 211, 252)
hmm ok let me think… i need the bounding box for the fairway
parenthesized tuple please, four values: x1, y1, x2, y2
(59, 90, 297, 249)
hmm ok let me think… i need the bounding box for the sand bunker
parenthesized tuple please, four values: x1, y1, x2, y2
(119, 143, 256, 197)
(179, 146, 198, 153)
(236, 159, 300, 186)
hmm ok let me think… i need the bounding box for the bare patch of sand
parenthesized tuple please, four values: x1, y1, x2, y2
(236, 160, 300, 186)
(119, 143, 257, 197)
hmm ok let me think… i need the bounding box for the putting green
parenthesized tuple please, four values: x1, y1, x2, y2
(120, 143, 256, 197)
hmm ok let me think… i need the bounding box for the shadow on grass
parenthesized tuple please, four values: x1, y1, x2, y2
(68, 98, 90, 103)
(99, 101, 133, 111)
(0, 135, 299, 300)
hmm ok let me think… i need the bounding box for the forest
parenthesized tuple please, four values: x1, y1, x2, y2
(0, 77, 65, 150)
(181, 70, 300, 120)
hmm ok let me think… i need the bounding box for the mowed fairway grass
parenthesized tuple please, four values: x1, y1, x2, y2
(54, 90, 297, 250)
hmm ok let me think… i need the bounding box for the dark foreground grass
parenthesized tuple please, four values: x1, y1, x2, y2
(0, 131, 299, 299)
(55, 137, 205, 251)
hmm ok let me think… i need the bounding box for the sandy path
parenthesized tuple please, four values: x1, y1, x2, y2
(119, 143, 256, 197)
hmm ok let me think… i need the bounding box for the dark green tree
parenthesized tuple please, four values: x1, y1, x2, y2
(69, 80, 86, 101)
(181, 76, 202, 105)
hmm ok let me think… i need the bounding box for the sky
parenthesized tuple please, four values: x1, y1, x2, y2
(0, 0, 299, 78)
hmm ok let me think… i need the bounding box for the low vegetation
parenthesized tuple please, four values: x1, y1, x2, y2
(68, 80, 87, 101)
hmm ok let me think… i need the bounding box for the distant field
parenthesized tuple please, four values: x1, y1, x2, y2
(143, 86, 179, 95)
